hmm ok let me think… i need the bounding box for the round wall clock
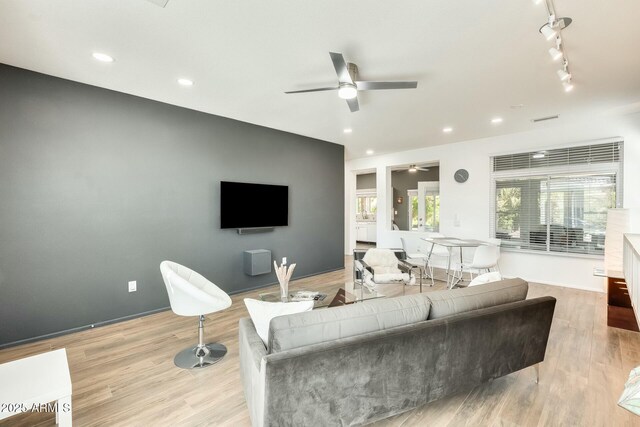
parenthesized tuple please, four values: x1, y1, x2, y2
(454, 169, 469, 183)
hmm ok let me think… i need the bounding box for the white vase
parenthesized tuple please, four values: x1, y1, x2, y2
(280, 280, 289, 302)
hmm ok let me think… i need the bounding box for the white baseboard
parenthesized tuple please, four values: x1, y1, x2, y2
(500, 275, 605, 293)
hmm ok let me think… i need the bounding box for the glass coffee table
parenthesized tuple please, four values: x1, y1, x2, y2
(259, 280, 386, 309)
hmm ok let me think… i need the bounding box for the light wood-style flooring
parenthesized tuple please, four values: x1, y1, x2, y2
(1, 257, 639, 426)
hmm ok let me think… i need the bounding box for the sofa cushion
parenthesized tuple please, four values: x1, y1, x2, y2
(426, 278, 528, 319)
(268, 292, 431, 353)
(244, 298, 314, 346)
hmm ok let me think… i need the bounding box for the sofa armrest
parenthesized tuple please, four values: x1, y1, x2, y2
(239, 317, 267, 369)
(239, 318, 268, 427)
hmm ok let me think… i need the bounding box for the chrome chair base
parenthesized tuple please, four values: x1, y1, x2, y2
(174, 343, 227, 369)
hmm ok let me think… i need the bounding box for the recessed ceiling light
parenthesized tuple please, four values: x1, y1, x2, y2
(442, 127, 453, 133)
(491, 117, 503, 124)
(343, 128, 352, 134)
(177, 78, 194, 87)
(532, 0, 543, 4)
(92, 52, 114, 63)
(366, 149, 374, 155)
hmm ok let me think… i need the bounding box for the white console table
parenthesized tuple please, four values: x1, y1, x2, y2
(0, 348, 72, 425)
(623, 234, 640, 328)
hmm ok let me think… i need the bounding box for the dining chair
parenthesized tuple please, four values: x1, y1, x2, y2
(462, 239, 501, 281)
(421, 233, 452, 285)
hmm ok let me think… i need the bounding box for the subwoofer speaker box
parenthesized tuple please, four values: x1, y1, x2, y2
(244, 249, 272, 276)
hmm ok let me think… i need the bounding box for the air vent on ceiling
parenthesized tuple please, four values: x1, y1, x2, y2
(531, 115, 559, 123)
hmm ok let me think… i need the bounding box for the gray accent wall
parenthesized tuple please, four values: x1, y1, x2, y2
(356, 173, 376, 189)
(0, 64, 344, 346)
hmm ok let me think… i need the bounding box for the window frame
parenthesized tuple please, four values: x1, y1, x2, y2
(490, 148, 623, 258)
(356, 189, 377, 220)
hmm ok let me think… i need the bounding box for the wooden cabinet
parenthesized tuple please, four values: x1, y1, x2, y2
(607, 276, 639, 331)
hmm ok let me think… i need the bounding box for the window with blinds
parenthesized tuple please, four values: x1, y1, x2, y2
(491, 141, 623, 256)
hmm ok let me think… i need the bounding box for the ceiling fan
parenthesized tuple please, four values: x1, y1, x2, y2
(285, 52, 418, 112)
(144, 0, 169, 7)
(408, 165, 430, 173)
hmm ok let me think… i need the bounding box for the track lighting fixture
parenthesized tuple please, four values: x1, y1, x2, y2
(548, 47, 563, 61)
(540, 23, 557, 40)
(548, 37, 563, 61)
(563, 80, 574, 92)
(557, 69, 570, 81)
(537, 0, 574, 92)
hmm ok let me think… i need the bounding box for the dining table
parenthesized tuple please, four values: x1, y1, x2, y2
(420, 236, 488, 289)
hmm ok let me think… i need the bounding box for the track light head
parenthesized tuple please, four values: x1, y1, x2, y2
(539, 16, 572, 40)
(540, 23, 557, 40)
(557, 69, 571, 81)
(548, 47, 563, 61)
(563, 80, 574, 92)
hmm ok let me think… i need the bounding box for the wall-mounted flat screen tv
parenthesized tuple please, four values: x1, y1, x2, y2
(220, 181, 289, 229)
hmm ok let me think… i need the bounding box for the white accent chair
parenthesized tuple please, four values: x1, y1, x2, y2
(160, 261, 232, 369)
(462, 238, 501, 282)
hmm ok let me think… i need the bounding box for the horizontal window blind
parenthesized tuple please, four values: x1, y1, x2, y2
(493, 141, 621, 172)
(491, 141, 623, 256)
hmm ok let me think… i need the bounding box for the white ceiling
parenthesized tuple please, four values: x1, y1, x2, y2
(1, 0, 639, 159)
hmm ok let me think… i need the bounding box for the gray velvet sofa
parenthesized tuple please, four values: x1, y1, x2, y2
(239, 278, 556, 426)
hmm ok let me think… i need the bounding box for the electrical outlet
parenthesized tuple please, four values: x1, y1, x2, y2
(128, 280, 137, 292)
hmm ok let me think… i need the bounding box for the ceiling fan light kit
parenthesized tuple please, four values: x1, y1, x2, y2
(285, 52, 418, 112)
(338, 83, 358, 100)
(407, 164, 429, 173)
(536, 0, 574, 92)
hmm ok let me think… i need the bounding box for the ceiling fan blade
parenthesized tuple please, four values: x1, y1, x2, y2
(145, 0, 169, 7)
(329, 52, 353, 84)
(417, 167, 430, 172)
(284, 87, 339, 94)
(355, 81, 418, 90)
(346, 97, 359, 113)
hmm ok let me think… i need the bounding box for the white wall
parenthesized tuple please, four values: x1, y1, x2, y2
(345, 112, 640, 292)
